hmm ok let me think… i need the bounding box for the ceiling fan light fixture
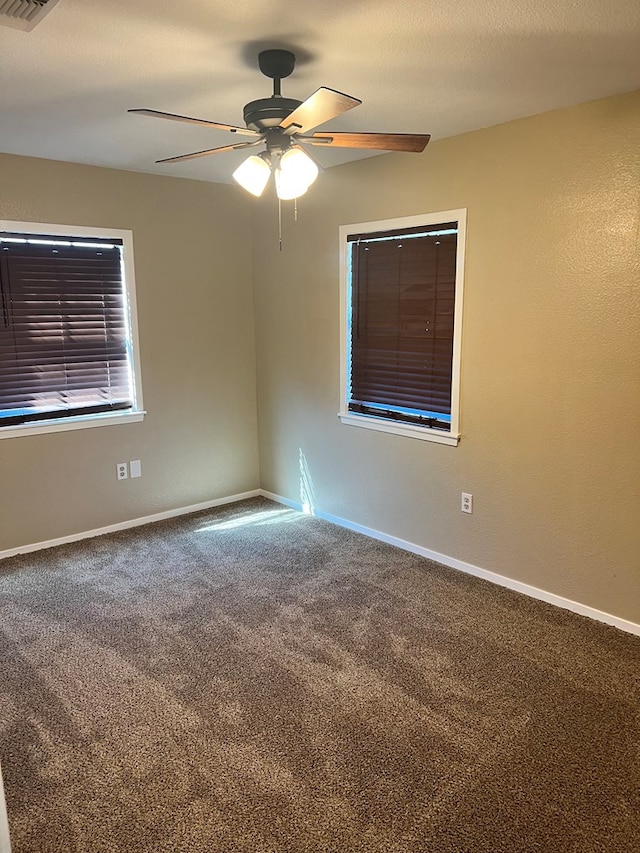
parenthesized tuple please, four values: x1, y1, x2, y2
(274, 147, 319, 200)
(232, 152, 271, 196)
(132, 48, 431, 208)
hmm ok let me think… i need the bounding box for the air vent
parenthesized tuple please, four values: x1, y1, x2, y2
(0, 0, 61, 31)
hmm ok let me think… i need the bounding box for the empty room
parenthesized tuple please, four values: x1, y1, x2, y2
(1, 2, 639, 851)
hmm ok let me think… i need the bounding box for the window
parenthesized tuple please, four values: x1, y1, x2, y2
(0, 221, 144, 438)
(339, 210, 466, 446)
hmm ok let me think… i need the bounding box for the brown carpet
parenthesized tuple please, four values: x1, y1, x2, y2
(0, 496, 639, 852)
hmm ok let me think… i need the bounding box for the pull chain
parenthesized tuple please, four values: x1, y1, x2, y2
(276, 197, 300, 251)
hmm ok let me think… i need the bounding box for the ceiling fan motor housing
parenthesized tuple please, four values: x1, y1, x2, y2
(243, 97, 302, 131)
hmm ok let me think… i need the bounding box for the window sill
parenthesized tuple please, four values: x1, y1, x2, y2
(0, 410, 146, 440)
(338, 411, 459, 446)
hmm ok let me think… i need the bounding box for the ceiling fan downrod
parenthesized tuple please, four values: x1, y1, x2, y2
(243, 50, 301, 131)
(258, 49, 296, 96)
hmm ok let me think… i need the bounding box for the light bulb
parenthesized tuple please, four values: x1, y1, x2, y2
(232, 154, 271, 197)
(275, 147, 319, 200)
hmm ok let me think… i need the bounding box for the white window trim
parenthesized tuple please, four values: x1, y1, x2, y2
(0, 220, 145, 440)
(338, 209, 466, 446)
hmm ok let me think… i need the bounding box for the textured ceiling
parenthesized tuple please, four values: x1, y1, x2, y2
(1, 0, 639, 185)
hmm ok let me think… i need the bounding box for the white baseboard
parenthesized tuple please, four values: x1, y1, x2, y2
(0, 490, 261, 561)
(260, 490, 640, 638)
(2, 487, 638, 638)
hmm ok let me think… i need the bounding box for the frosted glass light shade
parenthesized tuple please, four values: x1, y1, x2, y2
(275, 147, 319, 200)
(275, 169, 309, 200)
(281, 147, 319, 186)
(232, 154, 271, 197)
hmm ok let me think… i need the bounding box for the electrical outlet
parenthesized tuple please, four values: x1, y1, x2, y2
(129, 459, 142, 478)
(461, 492, 473, 514)
(116, 462, 128, 481)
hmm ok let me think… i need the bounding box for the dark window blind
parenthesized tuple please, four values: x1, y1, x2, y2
(348, 221, 457, 428)
(0, 235, 133, 426)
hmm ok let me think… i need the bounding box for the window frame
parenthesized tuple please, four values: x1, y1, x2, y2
(0, 220, 145, 439)
(339, 209, 466, 446)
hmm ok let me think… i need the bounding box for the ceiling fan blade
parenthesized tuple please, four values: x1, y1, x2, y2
(280, 88, 362, 135)
(129, 109, 260, 138)
(301, 132, 431, 152)
(155, 140, 261, 165)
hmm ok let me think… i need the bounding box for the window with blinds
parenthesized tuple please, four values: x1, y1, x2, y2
(0, 224, 143, 435)
(340, 210, 466, 446)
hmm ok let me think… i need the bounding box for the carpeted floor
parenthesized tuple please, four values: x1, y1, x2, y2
(0, 496, 639, 852)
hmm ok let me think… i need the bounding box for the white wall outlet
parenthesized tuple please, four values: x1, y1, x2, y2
(461, 492, 473, 514)
(129, 459, 142, 478)
(116, 462, 128, 481)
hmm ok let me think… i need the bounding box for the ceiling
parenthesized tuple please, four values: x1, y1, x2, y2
(1, 0, 639, 185)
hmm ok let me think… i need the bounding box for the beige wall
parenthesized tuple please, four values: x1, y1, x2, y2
(0, 154, 259, 550)
(252, 90, 640, 624)
(1, 91, 638, 625)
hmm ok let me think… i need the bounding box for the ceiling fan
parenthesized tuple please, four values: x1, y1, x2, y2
(129, 49, 430, 200)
